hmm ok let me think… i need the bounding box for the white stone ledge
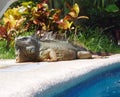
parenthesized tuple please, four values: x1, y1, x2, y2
(0, 54, 120, 97)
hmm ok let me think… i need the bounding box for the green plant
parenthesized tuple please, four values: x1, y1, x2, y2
(0, 41, 15, 59)
(0, 7, 26, 48)
(77, 27, 119, 53)
(78, 0, 120, 27)
(0, 0, 88, 48)
(14, 0, 88, 37)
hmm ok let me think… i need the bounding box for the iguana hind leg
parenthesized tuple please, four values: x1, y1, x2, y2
(77, 51, 92, 59)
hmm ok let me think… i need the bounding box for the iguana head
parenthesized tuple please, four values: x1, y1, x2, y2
(15, 36, 39, 62)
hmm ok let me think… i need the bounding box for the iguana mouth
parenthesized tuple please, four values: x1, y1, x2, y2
(15, 46, 38, 62)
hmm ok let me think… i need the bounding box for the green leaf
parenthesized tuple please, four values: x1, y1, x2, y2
(105, 4, 119, 13)
(22, 1, 33, 8)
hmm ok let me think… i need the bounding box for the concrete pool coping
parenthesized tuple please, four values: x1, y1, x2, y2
(0, 54, 120, 97)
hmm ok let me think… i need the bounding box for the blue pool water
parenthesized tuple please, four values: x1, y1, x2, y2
(54, 66, 120, 97)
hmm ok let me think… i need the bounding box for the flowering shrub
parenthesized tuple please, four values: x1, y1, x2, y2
(0, 0, 88, 48)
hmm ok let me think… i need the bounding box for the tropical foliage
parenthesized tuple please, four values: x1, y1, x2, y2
(0, 0, 120, 59)
(0, 0, 88, 48)
(79, 0, 120, 28)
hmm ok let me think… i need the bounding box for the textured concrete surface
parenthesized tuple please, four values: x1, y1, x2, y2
(0, 54, 120, 97)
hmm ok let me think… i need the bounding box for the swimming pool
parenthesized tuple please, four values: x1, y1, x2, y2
(54, 64, 120, 97)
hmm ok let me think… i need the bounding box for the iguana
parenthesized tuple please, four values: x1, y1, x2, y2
(15, 36, 92, 62)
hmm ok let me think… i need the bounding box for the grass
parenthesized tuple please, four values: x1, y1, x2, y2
(0, 40, 15, 59)
(72, 27, 120, 53)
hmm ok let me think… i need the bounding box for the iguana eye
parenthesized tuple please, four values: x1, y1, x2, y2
(22, 37, 28, 41)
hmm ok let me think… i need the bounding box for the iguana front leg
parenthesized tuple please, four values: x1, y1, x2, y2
(39, 49, 57, 62)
